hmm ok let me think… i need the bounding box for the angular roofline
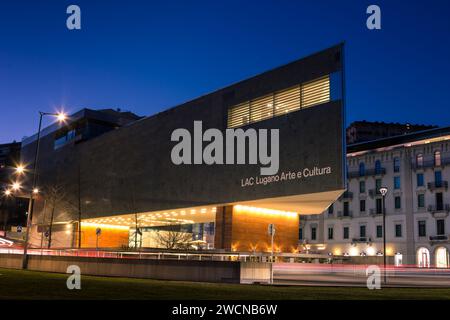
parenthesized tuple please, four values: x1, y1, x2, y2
(347, 125, 450, 153)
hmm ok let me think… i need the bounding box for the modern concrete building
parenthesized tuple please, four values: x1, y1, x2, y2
(20, 44, 346, 252)
(301, 124, 450, 267)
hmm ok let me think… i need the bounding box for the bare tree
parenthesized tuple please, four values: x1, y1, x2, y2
(41, 184, 73, 248)
(154, 225, 193, 250)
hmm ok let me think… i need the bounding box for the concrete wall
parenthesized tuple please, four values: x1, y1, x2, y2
(0, 254, 272, 284)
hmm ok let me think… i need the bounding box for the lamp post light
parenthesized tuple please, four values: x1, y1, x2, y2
(379, 186, 388, 284)
(22, 111, 67, 269)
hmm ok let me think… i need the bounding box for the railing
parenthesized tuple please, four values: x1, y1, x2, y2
(303, 215, 320, 220)
(0, 247, 305, 263)
(339, 191, 353, 200)
(369, 189, 381, 198)
(369, 208, 383, 216)
(427, 181, 448, 191)
(352, 237, 372, 243)
(427, 204, 450, 214)
(337, 211, 353, 218)
(348, 167, 386, 179)
(411, 157, 450, 170)
(429, 235, 449, 242)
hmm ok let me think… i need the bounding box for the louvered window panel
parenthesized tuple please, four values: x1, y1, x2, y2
(250, 95, 274, 123)
(228, 102, 250, 128)
(301, 75, 330, 108)
(227, 74, 331, 128)
(274, 86, 301, 116)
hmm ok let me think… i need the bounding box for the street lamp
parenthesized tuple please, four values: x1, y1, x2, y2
(11, 181, 22, 191)
(379, 186, 388, 284)
(14, 164, 25, 175)
(21, 111, 67, 269)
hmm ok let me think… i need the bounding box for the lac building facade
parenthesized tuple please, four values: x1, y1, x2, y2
(21, 45, 346, 252)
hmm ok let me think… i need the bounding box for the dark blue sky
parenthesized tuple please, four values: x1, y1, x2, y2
(1, 0, 450, 143)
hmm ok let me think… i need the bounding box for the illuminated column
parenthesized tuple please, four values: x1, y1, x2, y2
(215, 205, 299, 253)
(214, 206, 233, 250)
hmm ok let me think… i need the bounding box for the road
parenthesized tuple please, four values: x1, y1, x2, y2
(273, 263, 450, 287)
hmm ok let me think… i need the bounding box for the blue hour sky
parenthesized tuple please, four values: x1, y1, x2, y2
(1, 0, 450, 143)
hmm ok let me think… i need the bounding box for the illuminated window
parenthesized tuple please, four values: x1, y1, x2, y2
(274, 85, 301, 116)
(416, 153, 423, 167)
(301, 75, 330, 108)
(250, 94, 274, 123)
(227, 75, 331, 128)
(227, 102, 250, 128)
(434, 150, 441, 166)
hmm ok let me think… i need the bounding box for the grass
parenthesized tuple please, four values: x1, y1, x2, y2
(0, 267, 450, 300)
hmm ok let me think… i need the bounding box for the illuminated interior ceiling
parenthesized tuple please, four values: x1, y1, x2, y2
(82, 206, 217, 228)
(82, 190, 343, 228)
(233, 189, 345, 215)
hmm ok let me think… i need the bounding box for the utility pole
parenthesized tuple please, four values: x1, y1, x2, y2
(380, 187, 388, 284)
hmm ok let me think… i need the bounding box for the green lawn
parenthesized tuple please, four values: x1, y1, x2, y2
(0, 267, 450, 300)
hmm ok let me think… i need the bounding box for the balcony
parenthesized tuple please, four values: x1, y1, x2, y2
(304, 215, 320, 221)
(348, 167, 386, 179)
(369, 208, 383, 216)
(427, 204, 450, 217)
(427, 181, 448, 191)
(412, 157, 450, 170)
(337, 211, 353, 218)
(352, 237, 372, 243)
(368, 189, 381, 198)
(338, 191, 353, 201)
(429, 235, 449, 244)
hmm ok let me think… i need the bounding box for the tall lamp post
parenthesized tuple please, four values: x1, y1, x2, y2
(21, 111, 67, 269)
(379, 186, 388, 284)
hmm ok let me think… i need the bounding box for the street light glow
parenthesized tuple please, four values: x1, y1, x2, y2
(4, 189, 12, 196)
(15, 164, 25, 174)
(56, 112, 67, 122)
(379, 187, 388, 196)
(32, 188, 39, 194)
(11, 182, 21, 190)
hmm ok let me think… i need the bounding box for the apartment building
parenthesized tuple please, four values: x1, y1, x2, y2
(301, 125, 450, 268)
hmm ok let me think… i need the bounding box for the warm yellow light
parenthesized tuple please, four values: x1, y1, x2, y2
(81, 222, 129, 231)
(349, 246, 359, 256)
(386, 247, 394, 256)
(4, 189, 12, 196)
(56, 112, 67, 122)
(233, 205, 297, 218)
(15, 165, 25, 174)
(32, 188, 39, 194)
(367, 246, 376, 256)
(11, 182, 21, 191)
(333, 248, 342, 256)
